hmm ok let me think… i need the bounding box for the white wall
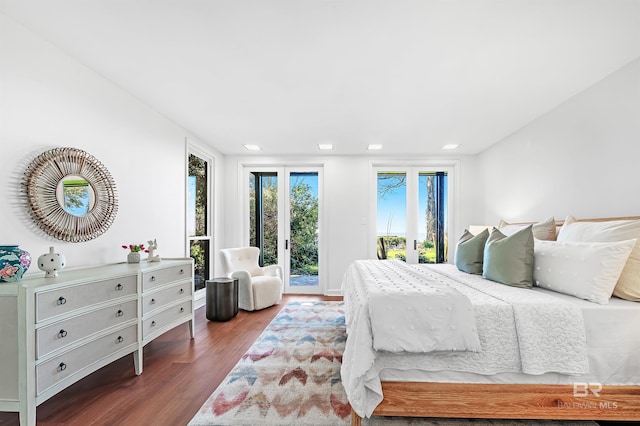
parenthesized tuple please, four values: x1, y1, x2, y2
(0, 14, 224, 274)
(478, 58, 640, 225)
(222, 155, 481, 294)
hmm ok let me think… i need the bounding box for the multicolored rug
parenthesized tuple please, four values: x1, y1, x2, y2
(189, 301, 596, 426)
(189, 301, 349, 425)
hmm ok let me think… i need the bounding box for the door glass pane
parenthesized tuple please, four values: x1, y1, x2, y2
(418, 172, 448, 263)
(188, 154, 208, 237)
(249, 172, 278, 266)
(191, 239, 210, 291)
(289, 172, 319, 287)
(376, 172, 407, 261)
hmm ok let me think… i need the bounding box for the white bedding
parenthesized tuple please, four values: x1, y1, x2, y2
(380, 286, 640, 386)
(341, 261, 592, 418)
(350, 260, 481, 353)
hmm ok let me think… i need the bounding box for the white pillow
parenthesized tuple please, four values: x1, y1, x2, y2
(557, 215, 640, 301)
(533, 239, 636, 304)
(499, 216, 557, 241)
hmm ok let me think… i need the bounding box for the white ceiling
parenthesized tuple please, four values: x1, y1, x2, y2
(1, 0, 639, 156)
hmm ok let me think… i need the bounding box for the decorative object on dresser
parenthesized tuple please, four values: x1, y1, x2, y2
(37, 246, 66, 278)
(0, 245, 31, 282)
(0, 258, 194, 426)
(146, 238, 161, 262)
(122, 243, 146, 263)
(22, 147, 118, 243)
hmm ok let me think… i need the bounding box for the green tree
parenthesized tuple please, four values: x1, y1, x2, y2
(289, 179, 318, 275)
(249, 175, 278, 266)
(63, 185, 89, 212)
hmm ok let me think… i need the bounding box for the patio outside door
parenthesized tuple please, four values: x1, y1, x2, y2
(247, 166, 322, 294)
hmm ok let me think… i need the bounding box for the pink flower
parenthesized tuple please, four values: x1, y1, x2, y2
(122, 243, 146, 253)
(19, 252, 31, 268)
(0, 265, 18, 279)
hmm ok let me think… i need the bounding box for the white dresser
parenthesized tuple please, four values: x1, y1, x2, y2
(0, 258, 194, 426)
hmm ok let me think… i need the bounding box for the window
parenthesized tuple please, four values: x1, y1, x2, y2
(187, 152, 212, 292)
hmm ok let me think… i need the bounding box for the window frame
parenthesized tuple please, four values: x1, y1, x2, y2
(186, 142, 215, 307)
(369, 160, 459, 263)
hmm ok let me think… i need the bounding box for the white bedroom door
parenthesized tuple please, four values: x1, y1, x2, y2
(246, 166, 323, 294)
(374, 166, 451, 264)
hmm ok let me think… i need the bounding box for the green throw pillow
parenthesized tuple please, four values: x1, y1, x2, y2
(483, 226, 534, 288)
(455, 228, 490, 274)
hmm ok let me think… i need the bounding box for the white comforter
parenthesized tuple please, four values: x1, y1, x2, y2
(351, 260, 481, 353)
(341, 261, 590, 418)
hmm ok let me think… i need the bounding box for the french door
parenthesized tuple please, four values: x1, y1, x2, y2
(246, 166, 322, 294)
(373, 165, 452, 264)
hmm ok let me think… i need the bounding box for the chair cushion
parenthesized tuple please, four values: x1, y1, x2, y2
(251, 276, 283, 310)
(221, 247, 263, 276)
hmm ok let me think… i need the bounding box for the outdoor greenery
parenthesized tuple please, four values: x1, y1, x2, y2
(289, 177, 318, 275)
(250, 174, 318, 276)
(377, 172, 443, 263)
(378, 235, 436, 263)
(249, 175, 278, 266)
(188, 154, 208, 237)
(188, 154, 209, 289)
(63, 180, 90, 213)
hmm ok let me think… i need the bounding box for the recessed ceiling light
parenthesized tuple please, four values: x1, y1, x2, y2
(243, 144, 262, 151)
(368, 144, 383, 150)
(441, 144, 460, 150)
(318, 143, 334, 150)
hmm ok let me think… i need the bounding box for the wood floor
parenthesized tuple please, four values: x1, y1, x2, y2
(0, 294, 341, 426)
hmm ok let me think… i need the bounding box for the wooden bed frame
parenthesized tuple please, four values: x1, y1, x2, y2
(350, 216, 640, 425)
(351, 383, 640, 424)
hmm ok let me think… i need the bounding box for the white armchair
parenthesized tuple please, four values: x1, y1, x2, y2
(219, 247, 283, 311)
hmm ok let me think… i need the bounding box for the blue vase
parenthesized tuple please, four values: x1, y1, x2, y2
(0, 245, 32, 282)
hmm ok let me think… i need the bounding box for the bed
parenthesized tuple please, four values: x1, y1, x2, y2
(341, 216, 640, 425)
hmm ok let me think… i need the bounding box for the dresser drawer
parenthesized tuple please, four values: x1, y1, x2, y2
(142, 300, 192, 339)
(36, 300, 138, 359)
(36, 325, 137, 395)
(141, 264, 192, 291)
(36, 275, 137, 322)
(142, 282, 192, 316)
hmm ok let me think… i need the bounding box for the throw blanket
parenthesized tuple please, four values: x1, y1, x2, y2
(341, 262, 589, 418)
(353, 260, 481, 353)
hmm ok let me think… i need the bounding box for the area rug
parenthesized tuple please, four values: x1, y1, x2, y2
(188, 301, 595, 426)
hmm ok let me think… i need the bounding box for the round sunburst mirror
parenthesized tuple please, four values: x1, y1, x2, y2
(23, 147, 118, 242)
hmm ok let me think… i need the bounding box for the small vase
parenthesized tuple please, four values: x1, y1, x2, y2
(0, 245, 32, 282)
(127, 252, 141, 264)
(38, 246, 66, 278)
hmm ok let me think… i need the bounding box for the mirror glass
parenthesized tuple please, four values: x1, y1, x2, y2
(56, 175, 96, 216)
